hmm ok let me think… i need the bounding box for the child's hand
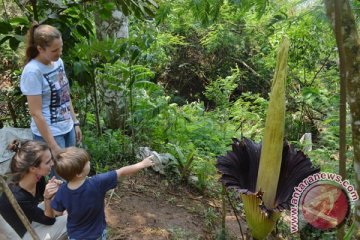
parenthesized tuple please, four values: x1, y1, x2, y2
(141, 155, 155, 168)
(44, 177, 60, 200)
(48, 176, 63, 186)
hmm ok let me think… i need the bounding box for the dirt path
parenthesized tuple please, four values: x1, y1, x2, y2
(105, 171, 245, 240)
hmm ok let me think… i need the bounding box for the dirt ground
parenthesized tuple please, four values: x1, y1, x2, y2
(104, 171, 247, 240)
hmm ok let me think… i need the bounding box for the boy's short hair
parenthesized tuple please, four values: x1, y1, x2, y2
(55, 147, 90, 181)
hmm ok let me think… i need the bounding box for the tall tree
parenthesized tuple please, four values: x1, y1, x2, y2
(95, 7, 129, 130)
(333, 1, 347, 239)
(93, 0, 157, 130)
(325, 0, 360, 236)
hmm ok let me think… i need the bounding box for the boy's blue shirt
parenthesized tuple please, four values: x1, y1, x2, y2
(51, 170, 117, 240)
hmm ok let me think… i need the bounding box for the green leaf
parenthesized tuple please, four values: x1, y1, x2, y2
(184, 149, 195, 170)
(143, 6, 155, 18)
(0, 35, 12, 46)
(9, 37, 20, 51)
(117, 42, 128, 56)
(146, 0, 158, 8)
(174, 145, 185, 168)
(9, 17, 29, 25)
(76, 25, 89, 38)
(302, 86, 320, 96)
(77, 71, 93, 86)
(13, 34, 24, 41)
(73, 61, 88, 76)
(134, 80, 157, 89)
(0, 21, 12, 34)
(155, 4, 171, 25)
(98, 8, 113, 20)
(344, 222, 355, 240)
(118, 0, 130, 16)
(137, 2, 147, 16)
(104, 2, 116, 11)
(129, 45, 141, 63)
(255, 0, 268, 19)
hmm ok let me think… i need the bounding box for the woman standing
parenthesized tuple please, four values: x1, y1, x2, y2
(20, 24, 81, 156)
(0, 140, 67, 239)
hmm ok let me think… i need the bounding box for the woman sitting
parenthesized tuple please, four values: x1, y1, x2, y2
(0, 140, 67, 239)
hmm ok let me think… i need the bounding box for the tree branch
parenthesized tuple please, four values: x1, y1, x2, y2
(0, 176, 39, 240)
(308, 51, 333, 86)
(13, 0, 34, 22)
(230, 57, 261, 77)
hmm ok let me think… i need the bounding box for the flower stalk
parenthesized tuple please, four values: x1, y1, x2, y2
(256, 37, 289, 209)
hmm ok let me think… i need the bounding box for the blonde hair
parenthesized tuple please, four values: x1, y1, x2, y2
(55, 147, 90, 181)
(8, 140, 49, 183)
(24, 23, 62, 64)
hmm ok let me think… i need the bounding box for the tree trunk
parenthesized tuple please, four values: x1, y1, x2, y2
(325, 0, 360, 236)
(95, 9, 129, 130)
(333, 1, 346, 238)
(95, 10, 129, 40)
(333, 0, 347, 185)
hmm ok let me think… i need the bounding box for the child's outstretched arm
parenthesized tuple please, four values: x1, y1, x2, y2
(116, 155, 154, 179)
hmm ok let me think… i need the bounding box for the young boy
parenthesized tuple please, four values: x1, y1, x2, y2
(51, 147, 154, 240)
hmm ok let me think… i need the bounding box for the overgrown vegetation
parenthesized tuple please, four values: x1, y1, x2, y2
(0, 0, 358, 238)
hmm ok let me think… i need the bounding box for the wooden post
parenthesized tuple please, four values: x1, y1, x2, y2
(0, 176, 40, 240)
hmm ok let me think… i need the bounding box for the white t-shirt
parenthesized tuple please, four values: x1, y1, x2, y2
(20, 58, 74, 136)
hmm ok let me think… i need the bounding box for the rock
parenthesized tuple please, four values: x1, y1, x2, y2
(0, 127, 32, 175)
(137, 147, 176, 175)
